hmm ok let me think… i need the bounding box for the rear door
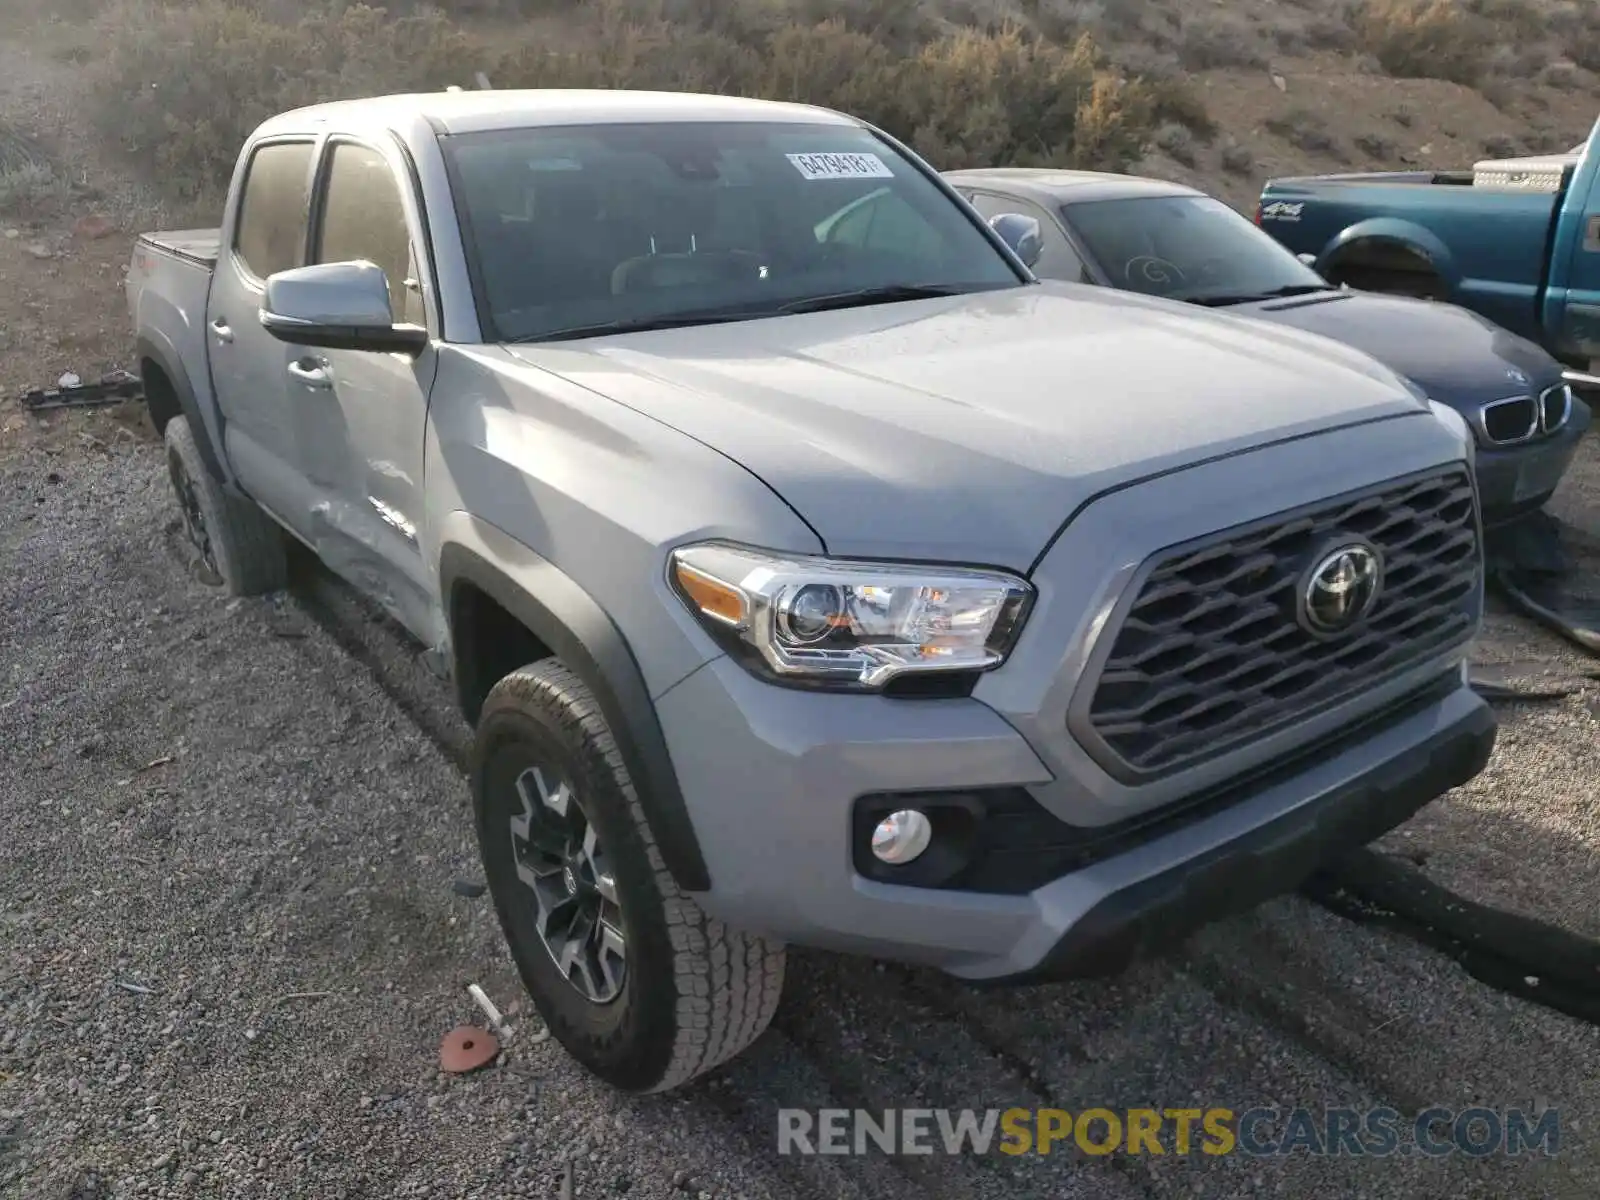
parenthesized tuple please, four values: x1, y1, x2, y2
(205, 137, 317, 522)
(292, 134, 441, 642)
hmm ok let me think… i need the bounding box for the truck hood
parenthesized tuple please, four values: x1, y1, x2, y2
(1219, 288, 1565, 409)
(506, 283, 1430, 570)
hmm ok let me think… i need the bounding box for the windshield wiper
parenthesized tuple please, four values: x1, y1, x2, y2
(1187, 284, 1338, 308)
(508, 284, 975, 342)
(777, 283, 971, 315)
(508, 310, 762, 344)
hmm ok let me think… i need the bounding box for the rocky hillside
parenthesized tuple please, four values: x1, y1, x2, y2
(0, 0, 1594, 409)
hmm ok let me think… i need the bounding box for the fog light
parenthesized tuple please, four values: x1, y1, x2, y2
(870, 810, 932, 864)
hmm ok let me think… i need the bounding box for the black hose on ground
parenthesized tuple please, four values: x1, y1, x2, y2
(1304, 848, 1600, 1026)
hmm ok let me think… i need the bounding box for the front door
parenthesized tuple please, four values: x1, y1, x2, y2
(292, 135, 442, 645)
(1544, 116, 1600, 363)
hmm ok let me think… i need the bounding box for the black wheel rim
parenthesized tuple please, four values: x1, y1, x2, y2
(169, 455, 217, 575)
(509, 765, 627, 1004)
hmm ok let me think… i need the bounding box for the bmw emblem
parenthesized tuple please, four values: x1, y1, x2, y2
(1297, 541, 1384, 636)
(1506, 366, 1529, 386)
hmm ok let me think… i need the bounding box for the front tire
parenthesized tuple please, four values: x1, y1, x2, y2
(471, 659, 785, 1092)
(164, 415, 287, 595)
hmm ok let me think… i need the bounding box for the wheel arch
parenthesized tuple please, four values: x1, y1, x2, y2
(1316, 219, 1459, 298)
(439, 535, 713, 894)
(136, 333, 231, 485)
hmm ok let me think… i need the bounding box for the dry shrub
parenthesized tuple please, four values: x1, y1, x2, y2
(1353, 0, 1496, 86)
(1266, 108, 1345, 159)
(89, 0, 1164, 199)
(1153, 121, 1196, 166)
(758, 21, 908, 124)
(1143, 77, 1217, 140)
(1174, 10, 1268, 71)
(1355, 131, 1398, 159)
(1218, 137, 1254, 176)
(0, 160, 72, 221)
(502, 17, 1162, 171)
(1570, 12, 1600, 74)
(89, 0, 488, 196)
(899, 30, 1139, 168)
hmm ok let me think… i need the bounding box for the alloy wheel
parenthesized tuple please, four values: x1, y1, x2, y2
(508, 765, 627, 1004)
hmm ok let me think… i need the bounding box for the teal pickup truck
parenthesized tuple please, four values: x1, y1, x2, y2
(1257, 114, 1600, 389)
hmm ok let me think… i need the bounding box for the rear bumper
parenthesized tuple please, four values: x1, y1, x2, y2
(996, 684, 1496, 985)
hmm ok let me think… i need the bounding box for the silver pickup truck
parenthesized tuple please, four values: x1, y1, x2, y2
(127, 88, 1496, 1094)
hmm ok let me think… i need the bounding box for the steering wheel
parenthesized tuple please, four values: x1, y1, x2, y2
(1125, 255, 1186, 288)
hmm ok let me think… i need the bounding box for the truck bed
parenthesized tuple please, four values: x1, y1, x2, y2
(138, 228, 221, 266)
(1265, 170, 1477, 189)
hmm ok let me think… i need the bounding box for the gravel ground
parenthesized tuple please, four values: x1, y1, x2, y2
(1374, 436, 1600, 941)
(3, 427, 1600, 1200)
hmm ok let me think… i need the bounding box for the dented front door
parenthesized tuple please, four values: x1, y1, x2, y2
(292, 134, 440, 644)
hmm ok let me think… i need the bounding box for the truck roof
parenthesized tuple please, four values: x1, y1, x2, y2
(943, 168, 1202, 206)
(258, 89, 860, 138)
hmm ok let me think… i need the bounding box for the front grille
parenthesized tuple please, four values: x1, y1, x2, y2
(1479, 395, 1539, 444)
(1540, 382, 1571, 433)
(1078, 468, 1479, 780)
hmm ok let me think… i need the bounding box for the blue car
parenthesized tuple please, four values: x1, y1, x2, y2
(945, 167, 1591, 528)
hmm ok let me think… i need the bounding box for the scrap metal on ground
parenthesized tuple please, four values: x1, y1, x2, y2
(19, 370, 143, 413)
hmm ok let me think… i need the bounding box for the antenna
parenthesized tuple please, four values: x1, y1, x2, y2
(475, 72, 494, 90)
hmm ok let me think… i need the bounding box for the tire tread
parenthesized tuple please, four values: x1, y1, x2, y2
(481, 660, 785, 1092)
(165, 416, 287, 596)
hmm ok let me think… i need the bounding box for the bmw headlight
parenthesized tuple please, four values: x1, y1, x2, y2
(668, 542, 1033, 691)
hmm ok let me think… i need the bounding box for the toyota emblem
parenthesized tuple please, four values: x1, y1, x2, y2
(1298, 541, 1383, 635)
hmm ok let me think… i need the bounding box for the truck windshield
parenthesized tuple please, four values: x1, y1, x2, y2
(1063, 194, 1331, 306)
(441, 121, 1024, 343)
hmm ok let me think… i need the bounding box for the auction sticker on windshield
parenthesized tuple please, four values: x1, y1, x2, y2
(788, 152, 894, 181)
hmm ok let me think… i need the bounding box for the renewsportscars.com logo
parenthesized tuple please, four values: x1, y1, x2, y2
(777, 1107, 1560, 1159)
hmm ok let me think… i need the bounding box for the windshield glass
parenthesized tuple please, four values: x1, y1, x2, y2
(1062, 195, 1329, 303)
(441, 121, 1023, 342)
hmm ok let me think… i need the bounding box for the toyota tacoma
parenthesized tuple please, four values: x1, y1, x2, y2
(127, 89, 1496, 1093)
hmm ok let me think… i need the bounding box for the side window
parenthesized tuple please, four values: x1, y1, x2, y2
(966, 191, 1090, 283)
(233, 141, 314, 281)
(315, 141, 425, 327)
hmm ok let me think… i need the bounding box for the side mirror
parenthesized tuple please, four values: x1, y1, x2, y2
(259, 261, 428, 357)
(1296, 252, 1318, 267)
(988, 213, 1043, 269)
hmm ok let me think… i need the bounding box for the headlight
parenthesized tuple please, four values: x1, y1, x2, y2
(668, 542, 1033, 691)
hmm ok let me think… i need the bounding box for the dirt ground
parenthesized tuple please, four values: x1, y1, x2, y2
(4, 14, 1600, 1200)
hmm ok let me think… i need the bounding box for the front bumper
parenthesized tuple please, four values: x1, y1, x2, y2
(1475, 395, 1591, 525)
(656, 655, 1495, 982)
(1002, 680, 1495, 984)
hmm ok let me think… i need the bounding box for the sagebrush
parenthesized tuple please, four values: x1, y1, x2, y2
(88, 0, 1168, 199)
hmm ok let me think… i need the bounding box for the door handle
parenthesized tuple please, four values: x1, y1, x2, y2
(286, 358, 332, 389)
(210, 319, 234, 344)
